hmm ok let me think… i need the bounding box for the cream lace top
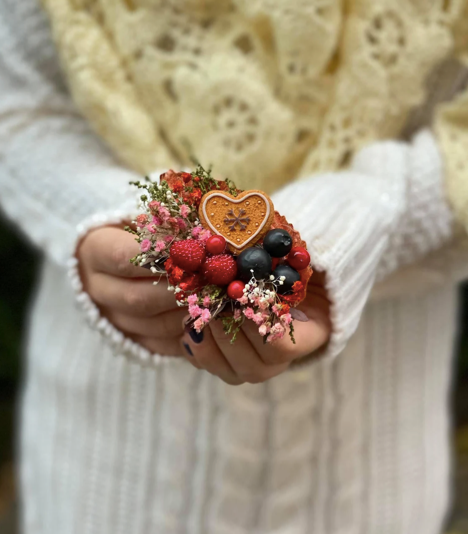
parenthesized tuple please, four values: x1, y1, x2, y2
(41, 0, 468, 227)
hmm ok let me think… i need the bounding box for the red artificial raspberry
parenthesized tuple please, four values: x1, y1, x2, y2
(170, 240, 206, 272)
(203, 254, 237, 286)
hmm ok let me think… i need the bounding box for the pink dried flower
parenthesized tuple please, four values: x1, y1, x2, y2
(233, 309, 242, 319)
(258, 324, 271, 336)
(189, 304, 202, 319)
(192, 226, 202, 238)
(155, 241, 166, 252)
(146, 224, 156, 234)
(148, 200, 160, 213)
(238, 296, 248, 305)
(243, 307, 255, 320)
(203, 296, 211, 307)
(201, 308, 211, 322)
(164, 235, 174, 243)
(140, 239, 151, 253)
(281, 313, 293, 326)
(136, 214, 148, 227)
(177, 218, 188, 231)
(253, 312, 265, 326)
(271, 323, 285, 334)
(194, 318, 204, 333)
(159, 206, 170, 221)
(266, 323, 286, 343)
(187, 294, 198, 305)
(152, 215, 162, 226)
(199, 229, 212, 242)
(180, 204, 190, 218)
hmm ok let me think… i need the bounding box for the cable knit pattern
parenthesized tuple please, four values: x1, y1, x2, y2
(1, 1, 468, 534)
(21, 259, 458, 534)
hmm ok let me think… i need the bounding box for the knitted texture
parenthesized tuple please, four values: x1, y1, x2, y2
(273, 131, 454, 359)
(0, 0, 464, 365)
(22, 257, 458, 534)
(41, 0, 468, 230)
(0, 2, 467, 533)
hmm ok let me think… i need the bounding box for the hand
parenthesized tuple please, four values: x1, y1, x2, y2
(181, 271, 331, 385)
(77, 226, 187, 356)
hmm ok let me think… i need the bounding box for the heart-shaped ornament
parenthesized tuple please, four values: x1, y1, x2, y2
(199, 190, 275, 254)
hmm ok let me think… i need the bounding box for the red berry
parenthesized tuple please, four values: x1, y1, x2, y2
(287, 247, 310, 271)
(206, 235, 226, 255)
(170, 240, 206, 272)
(227, 280, 246, 300)
(203, 254, 237, 286)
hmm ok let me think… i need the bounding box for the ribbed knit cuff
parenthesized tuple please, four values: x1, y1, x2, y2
(67, 204, 175, 367)
(273, 172, 400, 359)
(272, 130, 452, 360)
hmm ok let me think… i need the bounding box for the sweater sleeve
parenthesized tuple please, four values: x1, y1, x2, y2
(0, 0, 177, 365)
(0, 0, 146, 266)
(272, 130, 454, 359)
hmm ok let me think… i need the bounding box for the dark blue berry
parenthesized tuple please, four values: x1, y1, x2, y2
(273, 264, 301, 294)
(237, 247, 272, 281)
(263, 229, 293, 258)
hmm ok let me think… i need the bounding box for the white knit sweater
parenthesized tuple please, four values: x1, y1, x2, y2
(1, 1, 468, 533)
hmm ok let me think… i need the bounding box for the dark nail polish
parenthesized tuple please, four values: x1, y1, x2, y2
(188, 328, 204, 344)
(183, 342, 193, 357)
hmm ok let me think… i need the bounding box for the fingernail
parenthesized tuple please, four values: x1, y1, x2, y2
(188, 327, 204, 344)
(183, 342, 193, 357)
(187, 328, 203, 345)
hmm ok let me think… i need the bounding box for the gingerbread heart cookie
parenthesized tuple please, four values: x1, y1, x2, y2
(199, 190, 274, 253)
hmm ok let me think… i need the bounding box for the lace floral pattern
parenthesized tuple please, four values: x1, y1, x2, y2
(42, 0, 468, 220)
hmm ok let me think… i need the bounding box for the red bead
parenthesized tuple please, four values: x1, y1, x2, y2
(206, 235, 226, 255)
(227, 280, 246, 300)
(287, 247, 310, 271)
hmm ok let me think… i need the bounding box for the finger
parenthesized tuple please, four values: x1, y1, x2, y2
(104, 308, 188, 338)
(209, 320, 289, 383)
(81, 226, 157, 278)
(181, 327, 244, 386)
(241, 308, 330, 366)
(132, 336, 184, 357)
(89, 273, 179, 316)
(180, 342, 203, 369)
